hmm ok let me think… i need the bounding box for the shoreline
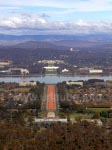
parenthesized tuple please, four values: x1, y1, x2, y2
(0, 73, 111, 78)
(0, 75, 111, 83)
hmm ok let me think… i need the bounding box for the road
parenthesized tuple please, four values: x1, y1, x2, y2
(46, 85, 56, 111)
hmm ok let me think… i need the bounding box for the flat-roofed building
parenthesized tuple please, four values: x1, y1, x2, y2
(34, 118, 67, 124)
(9, 68, 29, 75)
(66, 81, 83, 87)
(43, 66, 59, 71)
(47, 112, 55, 118)
(19, 81, 37, 87)
(0, 61, 12, 66)
(89, 69, 103, 74)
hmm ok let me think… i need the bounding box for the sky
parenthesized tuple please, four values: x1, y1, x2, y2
(0, 0, 112, 35)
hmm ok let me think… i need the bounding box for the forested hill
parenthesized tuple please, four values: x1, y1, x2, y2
(11, 41, 67, 50)
(0, 40, 112, 67)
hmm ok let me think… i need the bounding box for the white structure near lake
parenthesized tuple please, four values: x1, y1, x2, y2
(66, 81, 83, 87)
(19, 81, 37, 87)
(9, 68, 29, 75)
(62, 68, 69, 73)
(43, 66, 59, 71)
(89, 69, 103, 74)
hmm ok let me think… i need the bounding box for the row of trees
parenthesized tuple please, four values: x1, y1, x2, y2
(59, 101, 85, 113)
(0, 122, 111, 150)
(57, 83, 67, 101)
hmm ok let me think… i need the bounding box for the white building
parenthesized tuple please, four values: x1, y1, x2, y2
(47, 112, 56, 118)
(21, 69, 29, 75)
(9, 68, 29, 75)
(34, 118, 67, 124)
(43, 66, 59, 71)
(62, 68, 69, 73)
(43, 65, 59, 75)
(19, 81, 37, 87)
(0, 61, 12, 66)
(89, 69, 103, 74)
(66, 81, 83, 87)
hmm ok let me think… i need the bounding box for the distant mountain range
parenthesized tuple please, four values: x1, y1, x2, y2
(12, 41, 58, 49)
(0, 33, 112, 41)
(0, 33, 112, 48)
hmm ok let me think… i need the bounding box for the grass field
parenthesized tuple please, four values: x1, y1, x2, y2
(0, 87, 5, 91)
(70, 113, 93, 119)
(9, 87, 30, 92)
(87, 108, 111, 112)
(38, 111, 46, 116)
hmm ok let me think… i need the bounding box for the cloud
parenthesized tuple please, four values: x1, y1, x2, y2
(0, 15, 47, 28)
(0, 15, 112, 35)
(0, 1, 112, 35)
(0, 0, 112, 11)
(0, 6, 20, 11)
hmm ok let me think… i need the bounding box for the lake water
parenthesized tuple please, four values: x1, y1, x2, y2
(0, 75, 112, 84)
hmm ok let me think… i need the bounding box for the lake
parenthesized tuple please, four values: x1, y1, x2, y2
(0, 75, 112, 84)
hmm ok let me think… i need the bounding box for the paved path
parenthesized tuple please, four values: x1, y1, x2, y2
(46, 85, 56, 111)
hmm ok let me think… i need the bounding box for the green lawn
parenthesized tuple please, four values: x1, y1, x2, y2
(70, 113, 93, 119)
(87, 108, 111, 113)
(0, 87, 4, 91)
(38, 111, 46, 115)
(9, 87, 30, 92)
